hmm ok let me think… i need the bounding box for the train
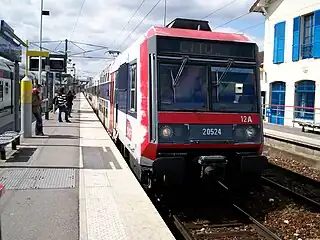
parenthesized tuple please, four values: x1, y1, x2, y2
(84, 18, 268, 189)
(0, 59, 38, 117)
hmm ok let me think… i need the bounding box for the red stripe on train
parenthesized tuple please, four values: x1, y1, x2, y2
(157, 143, 262, 150)
(158, 112, 261, 124)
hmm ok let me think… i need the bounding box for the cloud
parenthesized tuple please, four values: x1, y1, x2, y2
(0, 0, 265, 76)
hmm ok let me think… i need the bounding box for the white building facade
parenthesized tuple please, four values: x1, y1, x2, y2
(250, 0, 320, 126)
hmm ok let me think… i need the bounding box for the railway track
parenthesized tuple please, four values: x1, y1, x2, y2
(262, 163, 320, 207)
(166, 181, 281, 240)
(170, 170, 320, 240)
(172, 205, 281, 239)
(101, 108, 320, 240)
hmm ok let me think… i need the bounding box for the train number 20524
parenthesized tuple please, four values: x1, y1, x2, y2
(202, 128, 222, 136)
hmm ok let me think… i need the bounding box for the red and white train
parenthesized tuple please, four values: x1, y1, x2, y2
(85, 18, 267, 189)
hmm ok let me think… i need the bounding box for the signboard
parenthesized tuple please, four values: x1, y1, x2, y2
(0, 34, 22, 62)
(27, 50, 49, 57)
(29, 56, 65, 72)
(157, 36, 255, 59)
(50, 59, 64, 71)
(266, 107, 271, 117)
(0, 20, 22, 62)
(45, 65, 50, 72)
(1, 20, 14, 37)
(29, 57, 45, 71)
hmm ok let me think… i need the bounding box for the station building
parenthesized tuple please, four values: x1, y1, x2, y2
(250, 0, 320, 126)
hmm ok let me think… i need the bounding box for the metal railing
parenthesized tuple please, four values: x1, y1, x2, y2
(262, 103, 320, 127)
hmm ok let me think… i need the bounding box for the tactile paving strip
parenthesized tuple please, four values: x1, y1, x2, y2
(0, 168, 76, 190)
(85, 187, 129, 240)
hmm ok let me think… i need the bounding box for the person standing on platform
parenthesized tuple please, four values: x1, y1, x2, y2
(57, 87, 71, 123)
(32, 83, 44, 136)
(66, 90, 74, 118)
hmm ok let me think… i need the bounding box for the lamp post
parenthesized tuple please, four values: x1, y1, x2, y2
(68, 63, 76, 90)
(164, 0, 167, 26)
(72, 63, 76, 87)
(38, 0, 50, 84)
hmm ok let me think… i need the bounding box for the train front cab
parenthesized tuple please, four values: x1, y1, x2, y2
(142, 33, 268, 189)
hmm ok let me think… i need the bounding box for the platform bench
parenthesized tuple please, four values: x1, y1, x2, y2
(0, 131, 23, 160)
(292, 119, 320, 133)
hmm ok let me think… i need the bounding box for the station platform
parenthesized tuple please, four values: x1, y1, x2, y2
(0, 93, 174, 240)
(263, 122, 320, 148)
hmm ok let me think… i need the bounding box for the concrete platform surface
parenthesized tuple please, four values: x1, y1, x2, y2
(0, 93, 174, 240)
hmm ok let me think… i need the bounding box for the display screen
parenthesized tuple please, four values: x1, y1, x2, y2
(50, 59, 64, 71)
(157, 37, 255, 59)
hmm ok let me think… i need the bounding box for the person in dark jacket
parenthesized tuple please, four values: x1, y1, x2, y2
(66, 90, 74, 117)
(32, 83, 44, 135)
(56, 88, 70, 123)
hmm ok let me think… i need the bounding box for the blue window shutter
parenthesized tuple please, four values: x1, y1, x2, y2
(314, 10, 320, 58)
(277, 21, 286, 63)
(273, 24, 278, 63)
(292, 16, 301, 61)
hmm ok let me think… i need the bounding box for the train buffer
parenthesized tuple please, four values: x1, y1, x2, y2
(0, 131, 23, 160)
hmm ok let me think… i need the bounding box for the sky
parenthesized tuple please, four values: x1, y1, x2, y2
(0, 0, 265, 78)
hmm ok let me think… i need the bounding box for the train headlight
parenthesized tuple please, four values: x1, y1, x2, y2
(245, 126, 256, 139)
(161, 125, 173, 138)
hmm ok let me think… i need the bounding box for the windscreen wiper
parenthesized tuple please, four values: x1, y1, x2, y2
(213, 58, 234, 86)
(170, 56, 189, 87)
(170, 56, 189, 103)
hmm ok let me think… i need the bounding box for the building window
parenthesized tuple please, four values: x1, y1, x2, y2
(302, 13, 315, 59)
(129, 63, 137, 111)
(292, 10, 320, 61)
(294, 80, 315, 120)
(273, 21, 286, 64)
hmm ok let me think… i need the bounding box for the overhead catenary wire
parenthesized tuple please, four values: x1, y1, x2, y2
(53, 40, 63, 52)
(110, 0, 148, 48)
(234, 1, 320, 49)
(236, 22, 264, 34)
(117, 0, 253, 51)
(69, 41, 108, 49)
(117, 0, 163, 50)
(212, 12, 251, 30)
(69, 0, 86, 40)
(201, 0, 240, 19)
(29, 42, 61, 54)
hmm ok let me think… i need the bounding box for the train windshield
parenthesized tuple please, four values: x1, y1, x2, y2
(211, 66, 257, 112)
(159, 63, 208, 111)
(158, 63, 257, 112)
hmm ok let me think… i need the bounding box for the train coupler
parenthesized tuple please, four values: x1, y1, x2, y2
(197, 155, 227, 165)
(197, 156, 228, 180)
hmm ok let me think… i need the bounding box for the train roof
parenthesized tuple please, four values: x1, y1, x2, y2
(145, 26, 251, 43)
(144, 18, 252, 43)
(101, 18, 254, 75)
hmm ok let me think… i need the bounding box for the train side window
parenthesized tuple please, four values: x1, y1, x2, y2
(129, 63, 137, 111)
(5, 82, 8, 94)
(0, 81, 3, 101)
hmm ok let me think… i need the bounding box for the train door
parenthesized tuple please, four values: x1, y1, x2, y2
(109, 73, 115, 132)
(126, 63, 136, 140)
(270, 81, 286, 125)
(261, 91, 266, 120)
(103, 99, 106, 125)
(0, 80, 3, 113)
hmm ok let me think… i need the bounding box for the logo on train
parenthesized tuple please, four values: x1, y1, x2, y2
(126, 119, 132, 140)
